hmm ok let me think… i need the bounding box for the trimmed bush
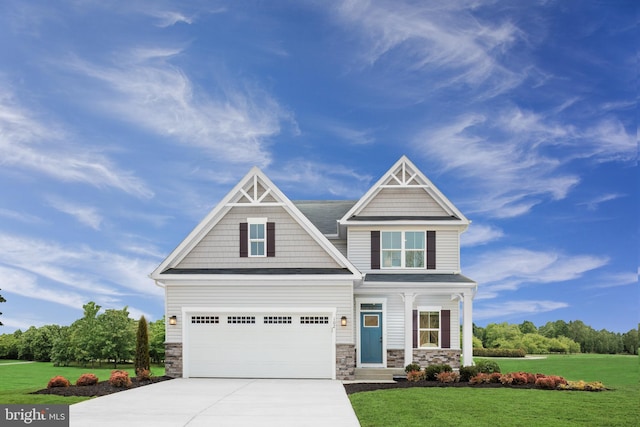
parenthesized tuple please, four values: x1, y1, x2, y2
(47, 376, 71, 388)
(436, 371, 460, 383)
(473, 348, 526, 357)
(404, 363, 421, 373)
(108, 370, 132, 388)
(475, 359, 501, 374)
(76, 373, 99, 386)
(424, 364, 452, 381)
(136, 369, 152, 381)
(459, 365, 480, 382)
(406, 370, 425, 382)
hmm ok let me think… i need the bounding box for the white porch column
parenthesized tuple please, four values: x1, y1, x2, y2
(462, 290, 474, 366)
(403, 293, 415, 367)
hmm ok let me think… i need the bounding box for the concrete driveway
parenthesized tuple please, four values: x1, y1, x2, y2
(70, 378, 361, 427)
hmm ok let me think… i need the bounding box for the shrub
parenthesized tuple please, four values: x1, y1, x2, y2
(406, 370, 425, 382)
(499, 374, 514, 385)
(436, 371, 460, 383)
(109, 370, 132, 388)
(475, 359, 501, 374)
(469, 373, 490, 385)
(47, 376, 71, 388)
(535, 376, 557, 390)
(76, 373, 99, 386)
(424, 364, 452, 381)
(561, 380, 606, 391)
(473, 348, 526, 357)
(459, 365, 479, 382)
(136, 369, 152, 381)
(404, 363, 421, 373)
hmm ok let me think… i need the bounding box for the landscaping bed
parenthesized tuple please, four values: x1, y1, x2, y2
(346, 379, 539, 394)
(32, 376, 173, 397)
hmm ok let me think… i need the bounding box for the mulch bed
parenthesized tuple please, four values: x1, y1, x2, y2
(344, 380, 538, 395)
(32, 376, 173, 397)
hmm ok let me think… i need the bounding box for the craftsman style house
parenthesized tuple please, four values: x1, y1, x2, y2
(150, 156, 477, 380)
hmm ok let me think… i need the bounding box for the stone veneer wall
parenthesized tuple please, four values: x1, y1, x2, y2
(336, 344, 356, 380)
(412, 349, 460, 369)
(385, 349, 461, 369)
(387, 349, 405, 368)
(165, 343, 183, 378)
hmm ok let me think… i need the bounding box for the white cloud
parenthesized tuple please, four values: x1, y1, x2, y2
(414, 106, 635, 218)
(330, 0, 524, 97)
(47, 197, 103, 230)
(0, 233, 163, 298)
(0, 88, 153, 199)
(578, 193, 625, 211)
(474, 300, 570, 321)
(0, 266, 88, 309)
(589, 272, 637, 289)
(467, 247, 609, 300)
(64, 47, 295, 168)
(0, 208, 42, 224)
(461, 224, 504, 247)
(269, 160, 373, 198)
(151, 11, 194, 27)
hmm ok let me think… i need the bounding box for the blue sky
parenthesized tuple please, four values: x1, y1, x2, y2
(0, 1, 636, 334)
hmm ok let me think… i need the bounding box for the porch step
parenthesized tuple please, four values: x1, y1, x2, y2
(354, 368, 405, 381)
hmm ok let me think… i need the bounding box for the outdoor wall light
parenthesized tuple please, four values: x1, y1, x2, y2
(169, 315, 177, 326)
(341, 316, 347, 327)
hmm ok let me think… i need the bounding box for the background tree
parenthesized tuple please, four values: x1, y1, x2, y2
(0, 289, 5, 326)
(51, 326, 73, 366)
(70, 302, 102, 366)
(134, 315, 151, 375)
(97, 307, 134, 368)
(148, 317, 166, 364)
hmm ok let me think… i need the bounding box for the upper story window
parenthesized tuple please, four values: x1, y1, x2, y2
(381, 231, 425, 268)
(248, 218, 266, 257)
(418, 308, 440, 348)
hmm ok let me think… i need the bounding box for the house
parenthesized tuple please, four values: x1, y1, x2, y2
(149, 156, 477, 380)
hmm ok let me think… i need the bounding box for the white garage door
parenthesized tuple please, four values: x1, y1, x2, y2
(186, 311, 335, 379)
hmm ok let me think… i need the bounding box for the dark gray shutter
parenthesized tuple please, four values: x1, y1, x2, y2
(371, 231, 380, 269)
(239, 223, 248, 257)
(412, 310, 418, 348)
(426, 230, 436, 269)
(441, 310, 451, 349)
(266, 222, 275, 257)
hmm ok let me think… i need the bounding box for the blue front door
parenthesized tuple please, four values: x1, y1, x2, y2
(360, 312, 383, 364)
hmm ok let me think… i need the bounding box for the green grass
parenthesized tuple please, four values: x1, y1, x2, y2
(0, 361, 165, 404)
(349, 354, 639, 427)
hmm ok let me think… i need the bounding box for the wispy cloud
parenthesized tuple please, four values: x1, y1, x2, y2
(63, 47, 295, 168)
(0, 233, 163, 298)
(150, 11, 194, 27)
(578, 193, 625, 211)
(269, 160, 373, 198)
(0, 208, 42, 224)
(461, 224, 504, 247)
(474, 300, 570, 321)
(0, 266, 89, 310)
(467, 247, 608, 300)
(0, 88, 153, 199)
(589, 271, 637, 289)
(47, 196, 103, 230)
(414, 107, 635, 218)
(330, 0, 524, 97)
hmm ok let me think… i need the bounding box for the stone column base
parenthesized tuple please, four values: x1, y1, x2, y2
(412, 349, 461, 369)
(336, 344, 356, 380)
(165, 343, 183, 378)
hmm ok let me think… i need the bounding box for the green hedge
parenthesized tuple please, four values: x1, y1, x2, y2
(473, 348, 526, 357)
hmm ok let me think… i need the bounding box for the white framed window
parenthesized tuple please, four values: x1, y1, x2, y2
(248, 218, 266, 257)
(418, 306, 440, 348)
(381, 231, 425, 268)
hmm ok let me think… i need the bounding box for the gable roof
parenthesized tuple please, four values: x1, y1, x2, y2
(293, 200, 357, 235)
(150, 167, 362, 281)
(339, 155, 469, 226)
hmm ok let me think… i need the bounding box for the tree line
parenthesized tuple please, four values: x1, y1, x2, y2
(473, 320, 638, 355)
(0, 302, 165, 366)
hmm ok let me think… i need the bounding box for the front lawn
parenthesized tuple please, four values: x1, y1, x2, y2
(349, 354, 639, 427)
(0, 361, 165, 404)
